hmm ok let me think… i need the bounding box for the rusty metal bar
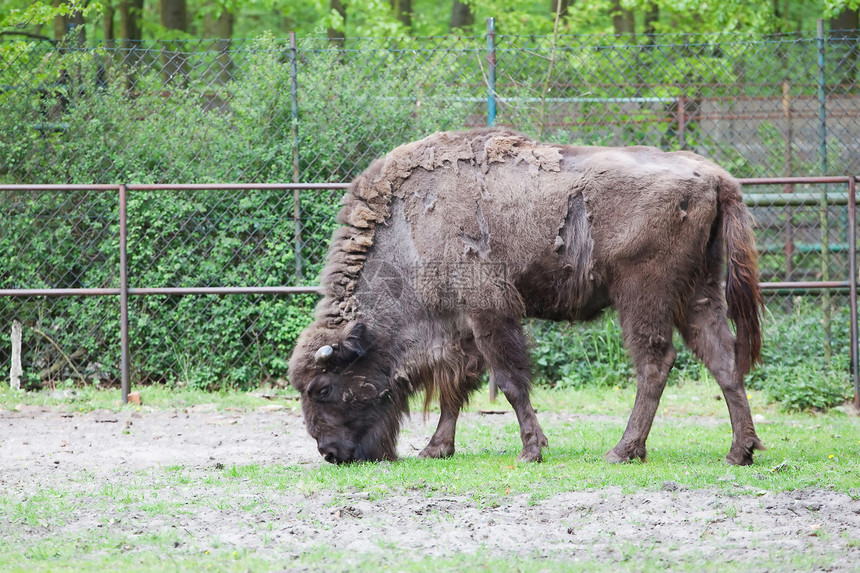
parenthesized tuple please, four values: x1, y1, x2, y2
(127, 287, 323, 295)
(119, 184, 130, 405)
(0, 287, 324, 297)
(0, 288, 122, 297)
(125, 183, 349, 191)
(0, 183, 350, 192)
(1, 184, 120, 192)
(850, 176, 859, 409)
(677, 94, 686, 150)
(2, 177, 859, 399)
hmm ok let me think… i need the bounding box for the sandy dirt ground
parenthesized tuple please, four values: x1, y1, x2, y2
(1, 404, 859, 570)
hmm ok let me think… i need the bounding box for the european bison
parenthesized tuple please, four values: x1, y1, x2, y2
(289, 128, 764, 466)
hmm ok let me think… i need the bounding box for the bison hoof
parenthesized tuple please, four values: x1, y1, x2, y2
(516, 444, 544, 463)
(418, 442, 455, 459)
(605, 445, 646, 464)
(725, 437, 765, 466)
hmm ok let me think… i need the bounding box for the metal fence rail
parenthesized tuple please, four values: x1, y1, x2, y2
(1, 178, 857, 408)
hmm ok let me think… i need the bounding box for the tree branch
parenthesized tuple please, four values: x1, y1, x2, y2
(0, 31, 57, 45)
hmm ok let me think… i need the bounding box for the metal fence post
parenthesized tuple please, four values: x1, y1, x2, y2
(850, 176, 859, 409)
(119, 184, 130, 404)
(487, 18, 498, 401)
(817, 19, 832, 361)
(290, 32, 303, 282)
(816, 19, 828, 176)
(486, 17, 496, 127)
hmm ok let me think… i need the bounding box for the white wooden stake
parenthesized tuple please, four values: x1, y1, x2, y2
(10, 320, 22, 390)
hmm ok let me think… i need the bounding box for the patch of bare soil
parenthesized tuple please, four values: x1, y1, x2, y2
(1, 406, 858, 570)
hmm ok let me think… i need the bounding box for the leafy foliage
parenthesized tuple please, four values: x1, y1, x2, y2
(0, 33, 856, 410)
(527, 314, 633, 389)
(0, 36, 471, 390)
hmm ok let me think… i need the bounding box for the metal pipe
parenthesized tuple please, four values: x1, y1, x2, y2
(127, 286, 324, 295)
(0, 288, 122, 297)
(486, 17, 496, 127)
(743, 192, 851, 207)
(758, 243, 850, 254)
(815, 22, 832, 362)
(759, 281, 849, 290)
(126, 183, 348, 191)
(119, 184, 130, 405)
(817, 19, 828, 176)
(850, 176, 859, 409)
(290, 32, 303, 283)
(0, 184, 120, 192)
(739, 176, 851, 185)
(0, 286, 324, 297)
(0, 183, 350, 192)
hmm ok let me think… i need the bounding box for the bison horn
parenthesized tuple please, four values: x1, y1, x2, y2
(314, 345, 334, 363)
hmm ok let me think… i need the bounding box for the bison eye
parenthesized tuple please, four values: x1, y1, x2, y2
(311, 384, 331, 402)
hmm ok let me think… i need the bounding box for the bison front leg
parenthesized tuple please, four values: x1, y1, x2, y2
(419, 401, 459, 459)
(606, 300, 677, 464)
(470, 314, 548, 463)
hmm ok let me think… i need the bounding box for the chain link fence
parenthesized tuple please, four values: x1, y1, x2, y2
(1, 28, 858, 404)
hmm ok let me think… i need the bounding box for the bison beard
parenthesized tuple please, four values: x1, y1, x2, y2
(289, 128, 765, 466)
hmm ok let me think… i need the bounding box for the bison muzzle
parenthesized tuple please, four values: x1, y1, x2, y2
(289, 128, 765, 466)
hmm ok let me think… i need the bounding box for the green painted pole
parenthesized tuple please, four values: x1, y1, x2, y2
(486, 17, 496, 127)
(817, 19, 832, 362)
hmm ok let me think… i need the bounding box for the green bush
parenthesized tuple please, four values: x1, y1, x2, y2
(0, 37, 472, 390)
(527, 297, 853, 414)
(527, 314, 632, 389)
(0, 35, 855, 402)
(761, 361, 850, 411)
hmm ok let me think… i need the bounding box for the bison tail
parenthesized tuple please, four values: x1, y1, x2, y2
(718, 177, 764, 374)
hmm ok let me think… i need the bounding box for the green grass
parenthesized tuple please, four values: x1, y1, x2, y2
(0, 382, 858, 572)
(0, 529, 848, 573)
(201, 411, 859, 500)
(0, 384, 298, 412)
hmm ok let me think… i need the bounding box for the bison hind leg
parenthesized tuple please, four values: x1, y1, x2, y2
(606, 289, 678, 465)
(677, 279, 764, 466)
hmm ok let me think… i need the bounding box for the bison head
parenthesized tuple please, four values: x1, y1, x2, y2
(289, 321, 403, 464)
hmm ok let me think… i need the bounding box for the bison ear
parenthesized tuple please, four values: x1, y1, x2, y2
(336, 321, 372, 365)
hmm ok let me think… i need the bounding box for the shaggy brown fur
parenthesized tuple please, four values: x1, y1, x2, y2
(289, 128, 765, 466)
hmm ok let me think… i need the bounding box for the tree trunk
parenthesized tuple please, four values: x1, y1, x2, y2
(450, 0, 474, 30)
(610, 0, 635, 38)
(53, 0, 86, 47)
(160, 0, 188, 31)
(118, 0, 144, 89)
(829, 8, 859, 92)
(328, 0, 346, 47)
(644, 2, 658, 42)
(550, 0, 571, 21)
(103, 3, 115, 45)
(391, 0, 412, 29)
(119, 0, 144, 42)
(204, 3, 235, 85)
(159, 0, 190, 87)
